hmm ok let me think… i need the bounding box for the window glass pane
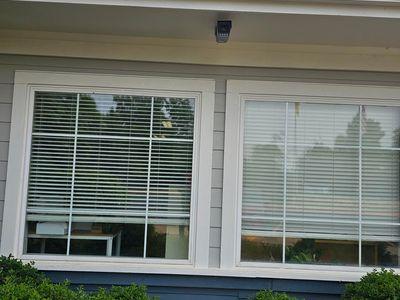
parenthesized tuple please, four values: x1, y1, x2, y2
(242, 143, 284, 221)
(287, 103, 359, 147)
(242, 101, 285, 221)
(286, 221, 358, 265)
(287, 145, 359, 221)
(362, 106, 400, 148)
(244, 101, 286, 145)
(241, 101, 285, 263)
(241, 219, 283, 262)
(362, 225, 400, 267)
(153, 97, 195, 139)
(149, 141, 193, 221)
(78, 94, 152, 137)
(73, 138, 149, 220)
(26, 135, 74, 255)
(286, 237, 358, 265)
(362, 149, 400, 224)
(26, 221, 68, 255)
(27, 136, 74, 219)
(33, 92, 77, 134)
(146, 224, 189, 259)
(241, 235, 283, 263)
(68, 221, 144, 257)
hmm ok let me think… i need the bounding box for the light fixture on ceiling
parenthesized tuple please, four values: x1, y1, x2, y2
(215, 20, 232, 43)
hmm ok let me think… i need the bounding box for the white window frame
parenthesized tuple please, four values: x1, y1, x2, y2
(221, 79, 400, 280)
(1, 70, 215, 272)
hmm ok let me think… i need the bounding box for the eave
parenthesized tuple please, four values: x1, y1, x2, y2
(15, 0, 400, 18)
(1, 29, 400, 73)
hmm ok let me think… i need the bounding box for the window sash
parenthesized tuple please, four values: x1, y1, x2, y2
(27, 90, 196, 258)
(240, 99, 400, 267)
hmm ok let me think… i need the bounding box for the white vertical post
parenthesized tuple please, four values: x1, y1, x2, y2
(358, 105, 363, 267)
(66, 93, 80, 255)
(143, 97, 155, 258)
(282, 102, 289, 263)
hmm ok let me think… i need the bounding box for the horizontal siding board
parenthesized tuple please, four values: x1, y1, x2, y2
(0, 84, 13, 103)
(212, 169, 223, 188)
(210, 227, 221, 248)
(211, 188, 223, 208)
(213, 132, 224, 150)
(212, 150, 224, 169)
(0, 142, 9, 161)
(0, 123, 10, 142)
(215, 94, 226, 113)
(272, 279, 344, 294)
(0, 181, 5, 201)
(0, 162, 6, 181)
(45, 271, 344, 299)
(0, 67, 14, 84)
(0, 104, 11, 122)
(209, 247, 220, 267)
(210, 207, 222, 228)
(214, 112, 225, 132)
(0, 201, 4, 221)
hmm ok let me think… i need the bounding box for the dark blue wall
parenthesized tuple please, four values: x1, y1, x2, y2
(45, 271, 345, 300)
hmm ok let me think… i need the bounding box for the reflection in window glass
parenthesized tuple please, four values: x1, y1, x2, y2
(241, 236, 282, 262)
(25, 92, 195, 259)
(146, 224, 189, 259)
(362, 224, 400, 267)
(26, 222, 67, 254)
(241, 101, 400, 267)
(286, 238, 358, 266)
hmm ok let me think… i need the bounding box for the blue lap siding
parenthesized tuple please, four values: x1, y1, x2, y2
(45, 271, 345, 300)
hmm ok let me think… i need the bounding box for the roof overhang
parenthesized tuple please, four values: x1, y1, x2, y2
(15, 0, 400, 18)
(1, 0, 400, 72)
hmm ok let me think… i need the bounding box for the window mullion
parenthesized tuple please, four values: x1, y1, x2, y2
(282, 102, 289, 263)
(358, 105, 363, 268)
(143, 97, 155, 258)
(66, 93, 80, 256)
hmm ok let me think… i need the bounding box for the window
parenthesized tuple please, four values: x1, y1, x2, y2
(2, 71, 214, 269)
(27, 92, 194, 259)
(221, 80, 400, 272)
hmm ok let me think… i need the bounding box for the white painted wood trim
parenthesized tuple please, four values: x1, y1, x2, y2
(226, 79, 400, 100)
(1, 70, 214, 269)
(0, 76, 31, 256)
(2, 30, 400, 72)
(194, 89, 214, 268)
(220, 79, 400, 274)
(15, 0, 400, 18)
(220, 82, 241, 269)
(20, 257, 382, 282)
(13, 70, 215, 93)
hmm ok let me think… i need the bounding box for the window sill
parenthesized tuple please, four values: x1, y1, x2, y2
(24, 256, 377, 282)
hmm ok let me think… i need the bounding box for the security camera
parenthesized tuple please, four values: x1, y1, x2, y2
(215, 20, 232, 43)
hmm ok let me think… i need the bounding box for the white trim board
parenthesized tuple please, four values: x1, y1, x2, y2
(15, 0, 400, 18)
(2, 30, 400, 72)
(1, 70, 215, 270)
(220, 79, 400, 276)
(23, 258, 384, 282)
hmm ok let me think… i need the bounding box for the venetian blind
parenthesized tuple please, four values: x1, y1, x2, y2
(27, 91, 195, 226)
(241, 100, 400, 242)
